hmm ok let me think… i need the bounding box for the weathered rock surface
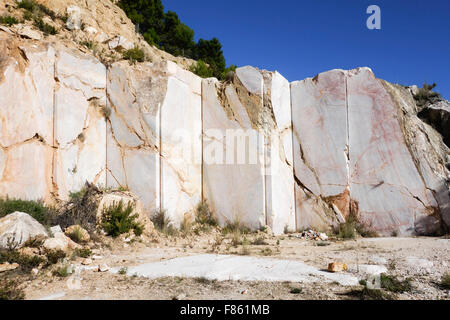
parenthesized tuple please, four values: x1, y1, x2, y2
(263, 71, 296, 234)
(65, 5, 82, 30)
(54, 48, 107, 200)
(291, 69, 349, 231)
(202, 67, 266, 231)
(0, 262, 19, 272)
(0, 212, 48, 249)
(43, 231, 81, 253)
(418, 100, 450, 149)
(291, 68, 449, 235)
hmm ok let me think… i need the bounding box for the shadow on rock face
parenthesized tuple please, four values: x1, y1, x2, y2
(418, 101, 450, 148)
(415, 183, 450, 236)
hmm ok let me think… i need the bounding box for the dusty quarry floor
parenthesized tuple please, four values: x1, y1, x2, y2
(10, 230, 450, 300)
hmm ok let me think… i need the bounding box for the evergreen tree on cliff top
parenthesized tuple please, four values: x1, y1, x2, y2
(118, 0, 227, 79)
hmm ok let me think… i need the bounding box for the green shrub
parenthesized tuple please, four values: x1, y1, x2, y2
(69, 187, 87, 201)
(44, 249, 66, 266)
(380, 274, 412, 293)
(440, 273, 450, 289)
(414, 83, 442, 108)
(221, 64, 237, 81)
(222, 220, 250, 236)
(337, 219, 356, 239)
(73, 248, 92, 259)
(54, 183, 101, 234)
(260, 247, 274, 256)
(290, 287, 302, 294)
(53, 265, 70, 278)
(251, 237, 268, 246)
(80, 40, 96, 50)
(101, 200, 143, 237)
(336, 213, 378, 239)
(0, 249, 45, 273)
(0, 279, 25, 300)
(118, 267, 128, 275)
(0, 198, 51, 225)
(66, 226, 86, 244)
(189, 60, 214, 78)
(344, 286, 394, 300)
(23, 10, 33, 21)
(0, 15, 19, 26)
(195, 201, 217, 226)
(122, 47, 145, 64)
(33, 17, 57, 35)
(151, 209, 177, 236)
(18, 0, 56, 19)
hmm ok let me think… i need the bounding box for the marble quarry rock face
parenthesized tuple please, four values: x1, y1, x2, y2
(202, 67, 266, 231)
(0, 32, 448, 236)
(106, 60, 202, 226)
(291, 69, 350, 231)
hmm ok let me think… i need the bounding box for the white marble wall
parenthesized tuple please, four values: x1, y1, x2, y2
(202, 68, 266, 231)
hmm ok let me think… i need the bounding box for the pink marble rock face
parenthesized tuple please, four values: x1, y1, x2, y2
(291, 67, 448, 235)
(347, 68, 441, 235)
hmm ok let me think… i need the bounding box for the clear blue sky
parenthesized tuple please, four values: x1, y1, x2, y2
(164, 0, 450, 99)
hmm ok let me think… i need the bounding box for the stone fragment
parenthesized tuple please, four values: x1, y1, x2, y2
(66, 6, 82, 30)
(98, 264, 110, 272)
(50, 226, 63, 234)
(43, 232, 81, 253)
(328, 262, 348, 273)
(318, 233, 329, 241)
(356, 264, 388, 275)
(0, 212, 48, 249)
(16, 25, 42, 40)
(0, 25, 13, 34)
(108, 35, 134, 51)
(0, 262, 19, 273)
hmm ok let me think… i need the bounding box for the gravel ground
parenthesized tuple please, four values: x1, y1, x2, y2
(5, 231, 449, 300)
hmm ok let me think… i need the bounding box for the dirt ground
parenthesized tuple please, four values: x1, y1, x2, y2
(7, 230, 450, 300)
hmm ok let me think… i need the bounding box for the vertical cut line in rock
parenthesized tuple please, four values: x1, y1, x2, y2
(159, 92, 162, 212)
(289, 82, 298, 231)
(201, 80, 204, 202)
(51, 49, 57, 199)
(261, 79, 267, 228)
(105, 67, 108, 188)
(345, 73, 351, 215)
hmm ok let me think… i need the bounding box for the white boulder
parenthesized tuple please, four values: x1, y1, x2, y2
(66, 6, 82, 30)
(0, 212, 48, 249)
